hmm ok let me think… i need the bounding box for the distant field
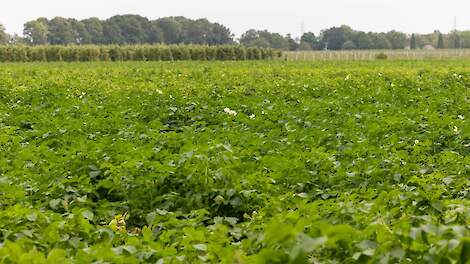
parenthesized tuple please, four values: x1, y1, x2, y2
(286, 49, 470, 60)
(0, 61, 469, 263)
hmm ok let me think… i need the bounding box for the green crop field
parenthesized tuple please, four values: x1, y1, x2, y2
(0, 61, 469, 263)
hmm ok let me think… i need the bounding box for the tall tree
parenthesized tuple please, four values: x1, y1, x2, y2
(300, 32, 317, 50)
(102, 19, 124, 44)
(320, 25, 355, 50)
(240, 29, 289, 50)
(265, 32, 289, 50)
(148, 21, 164, 44)
(456, 30, 470, 48)
(133, 15, 156, 43)
(369, 33, 392, 49)
(208, 23, 233, 45)
(23, 19, 49, 45)
(437, 33, 444, 49)
(240, 29, 259, 46)
(155, 17, 182, 44)
(285, 34, 299, 51)
(385, 30, 407, 49)
(454, 32, 461, 48)
(182, 18, 210, 44)
(249, 38, 270, 48)
(0, 23, 9, 44)
(414, 31, 438, 48)
(410, 34, 417, 49)
(354, 32, 373, 49)
(48, 17, 75, 44)
(69, 19, 90, 44)
(22, 16, 459, 50)
(105, 15, 147, 44)
(81, 18, 104, 44)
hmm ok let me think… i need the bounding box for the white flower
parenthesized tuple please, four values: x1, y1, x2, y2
(458, 115, 465, 120)
(249, 114, 255, 119)
(453, 73, 463, 79)
(452, 73, 463, 79)
(156, 89, 163, 95)
(223, 108, 237, 116)
(453, 126, 459, 133)
(414, 140, 420, 145)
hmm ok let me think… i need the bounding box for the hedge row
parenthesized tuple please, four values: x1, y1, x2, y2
(0, 45, 282, 62)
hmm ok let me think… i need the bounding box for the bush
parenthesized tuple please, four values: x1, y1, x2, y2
(246, 47, 262, 60)
(189, 46, 207, 60)
(216, 46, 235, 60)
(205, 46, 217, 60)
(29, 47, 47, 62)
(108, 46, 124, 61)
(79, 47, 100, 61)
(375, 52, 388, 60)
(159, 46, 173, 61)
(45, 46, 62, 61)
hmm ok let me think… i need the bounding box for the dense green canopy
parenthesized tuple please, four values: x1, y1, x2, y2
(22, 15, 234, 46)
(2, 16, 470, 50)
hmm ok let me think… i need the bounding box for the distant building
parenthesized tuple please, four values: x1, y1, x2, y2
(423, 44, 435, 50)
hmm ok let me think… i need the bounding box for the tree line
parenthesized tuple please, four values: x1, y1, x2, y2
(0, 16, 469, 50)
(4, 15, 233, 46)
(242, 26, 466, 50)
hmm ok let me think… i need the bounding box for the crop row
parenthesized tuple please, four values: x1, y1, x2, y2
(0, 45, 282, 62)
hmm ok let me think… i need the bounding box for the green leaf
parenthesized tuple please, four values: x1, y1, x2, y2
(193, 244, 207, 251)
(82, 210, 94, 221)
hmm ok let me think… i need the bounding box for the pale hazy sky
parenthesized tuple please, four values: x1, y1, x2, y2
(0, 0, 467, 37)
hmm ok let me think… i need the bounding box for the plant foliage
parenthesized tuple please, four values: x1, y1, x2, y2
(0, 45, 281, 62)
(0, 61, 469, 263)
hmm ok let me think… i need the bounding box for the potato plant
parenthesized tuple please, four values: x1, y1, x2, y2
(0, 60, 469, 263)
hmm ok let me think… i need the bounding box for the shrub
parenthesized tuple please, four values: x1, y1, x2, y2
(29, 47, 47, 62)
(375, 52, 388, 60)
(45, 46, 62, 61)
